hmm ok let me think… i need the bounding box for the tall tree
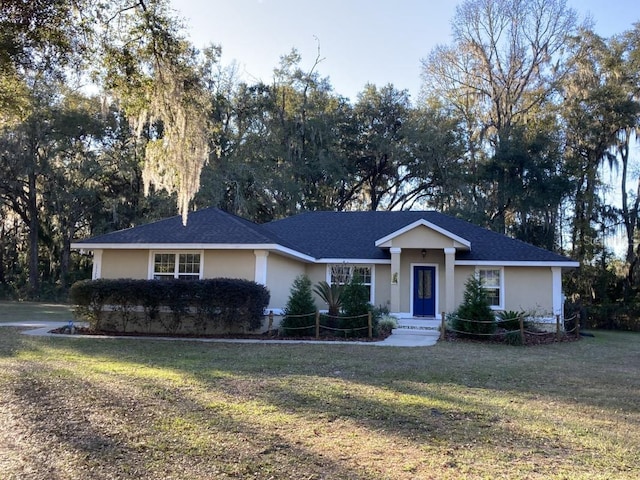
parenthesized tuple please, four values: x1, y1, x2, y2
(561, 29, 640, 265)
(345, 83, 412, 211)
(421, 0, 578, 233)
(98, 0, 212, 224)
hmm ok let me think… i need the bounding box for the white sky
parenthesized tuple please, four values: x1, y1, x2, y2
(170, 0, 639, 102)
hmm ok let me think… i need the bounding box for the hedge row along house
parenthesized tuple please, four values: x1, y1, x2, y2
(71, 208, 579, 322)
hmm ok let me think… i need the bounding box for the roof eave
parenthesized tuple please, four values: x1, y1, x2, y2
(455, 260, 580, 268)
(70, 242, 316, 263)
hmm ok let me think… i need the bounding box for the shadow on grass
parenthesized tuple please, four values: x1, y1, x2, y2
(0, 334, 382, 479)
(3, 328, 640, 478)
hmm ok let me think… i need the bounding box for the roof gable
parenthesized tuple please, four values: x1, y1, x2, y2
(375, 219, 471, 249)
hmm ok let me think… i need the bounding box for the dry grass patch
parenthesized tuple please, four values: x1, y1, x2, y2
(0, 320, 639, 479)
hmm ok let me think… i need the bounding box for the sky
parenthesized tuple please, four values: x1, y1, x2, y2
(169, 0, 639, 103)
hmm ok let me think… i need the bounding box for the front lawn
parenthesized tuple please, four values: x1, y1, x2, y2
(0, 306, 638, 479)
(0, 301, 73, 323)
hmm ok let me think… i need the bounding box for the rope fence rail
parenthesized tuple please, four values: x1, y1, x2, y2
(279, 311, 373, 339)
(440, 312, 581, 344)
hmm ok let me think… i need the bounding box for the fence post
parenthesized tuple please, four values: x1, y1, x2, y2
(268, 310, 274, 335)
(368, 311, 372, 338)
(315, 311, 320, 339)
(576, 313, 580, 338)
(441, 312, 446, 341)
(519, 315, 525, 345)
(556, 314, 561, 342)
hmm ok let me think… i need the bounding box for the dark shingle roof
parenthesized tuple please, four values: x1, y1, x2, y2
(264, 211, 575, 263)
(75, 207, 576, 264)
(75, 208, 288, 247)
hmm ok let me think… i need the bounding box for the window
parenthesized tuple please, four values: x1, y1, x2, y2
(329, 264, 373, 300)
(477, 268, 502, 308)
(153, 253, 201, 280)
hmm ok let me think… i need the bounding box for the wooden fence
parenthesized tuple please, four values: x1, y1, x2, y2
(440, 312, 581, 344)
(278, 311, 373, 338)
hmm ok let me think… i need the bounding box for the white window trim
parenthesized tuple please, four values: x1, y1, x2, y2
(148, 250, 204, 280)
(475, 266, 504, 310)
(325, 264, 375, 304)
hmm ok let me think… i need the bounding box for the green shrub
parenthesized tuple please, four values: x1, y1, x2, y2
(497, 310, 526, 332)
(313, 281, 343, 317)
(375, 315, 398, 337)
(281, 275, 316, 337)
(448, 274, 496, 338)
(339, 274, 372, 337)
(69, 278, 270, 333)
(505, 330, 524, 346)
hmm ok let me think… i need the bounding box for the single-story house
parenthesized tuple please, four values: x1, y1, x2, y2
(71, 208, 579, 320)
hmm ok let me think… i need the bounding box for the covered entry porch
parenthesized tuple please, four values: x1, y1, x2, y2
(376, 218, 471, 319)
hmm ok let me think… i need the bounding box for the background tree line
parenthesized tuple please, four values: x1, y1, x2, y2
(1, 0, 639, 329)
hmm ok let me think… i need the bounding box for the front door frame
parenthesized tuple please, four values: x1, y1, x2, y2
(410, 263, 439, 317)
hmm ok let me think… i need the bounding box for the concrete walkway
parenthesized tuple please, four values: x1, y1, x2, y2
(1, 319, 440, 347)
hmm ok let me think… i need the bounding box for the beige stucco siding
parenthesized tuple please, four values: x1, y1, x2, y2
(380, 225, 465, 249)
(101, 250, 148, 279)
(202, 250, 254, 280)
(266, 254, 306, 309)
(374, 265, 391, 309)
(452, 266, 553, 315)
(453, 266, 475, 308)
(503, 267, 553, 314)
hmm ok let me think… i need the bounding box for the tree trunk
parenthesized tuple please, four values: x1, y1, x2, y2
(27, 170, 39, 296)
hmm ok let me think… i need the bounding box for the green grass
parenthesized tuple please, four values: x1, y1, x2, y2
(0, 302, 639, 479)
(0, 301, 72, 322)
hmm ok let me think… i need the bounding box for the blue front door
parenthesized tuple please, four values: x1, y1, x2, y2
(413, 266, 436, 316)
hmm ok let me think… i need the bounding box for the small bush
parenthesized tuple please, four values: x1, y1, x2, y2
(340, 274, 372, 338)
(376, 315, 398, 337)
(497, 310, 526, 332)
(448, 274, 496, 338)
(281, 275, 316, 337)
(313, 281, 343, 317)
(505, 330, 524, 346)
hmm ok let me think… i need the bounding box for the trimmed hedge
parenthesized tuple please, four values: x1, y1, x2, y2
(69, 278, 270, 334)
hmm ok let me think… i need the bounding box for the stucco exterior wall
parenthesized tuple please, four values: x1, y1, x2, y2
(453, 266, 475, 309)
(266, 254, 307, 310)
(101, 250, 148, 279)
(452, 265, 554, 315)
(303, 264, 330, 309)
(374, 265, 391, 310)
(385, 225, 461, 249)
(503, 267, 553, 315)
(202, 250, 254, 280)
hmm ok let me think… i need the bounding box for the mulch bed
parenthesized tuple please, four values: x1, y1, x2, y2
(50, 325, 391, 342)
(444, 329, 582, 345)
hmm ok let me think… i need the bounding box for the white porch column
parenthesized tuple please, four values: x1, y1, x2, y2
(390, 247, 401, 313)
(551, 267, 563, 318)
(254, 250, 269, 285)
(92, 249, 103, 280)
(444, 247, 456, 314)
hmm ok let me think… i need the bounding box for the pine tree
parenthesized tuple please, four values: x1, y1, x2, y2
(450, 274, 496, 337)
(281, 275, 316, 336)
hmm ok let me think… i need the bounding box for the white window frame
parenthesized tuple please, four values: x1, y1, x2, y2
(476, 266, 504, 310)
(149, 251, 204, 280)
(326, 264, 375, 304)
